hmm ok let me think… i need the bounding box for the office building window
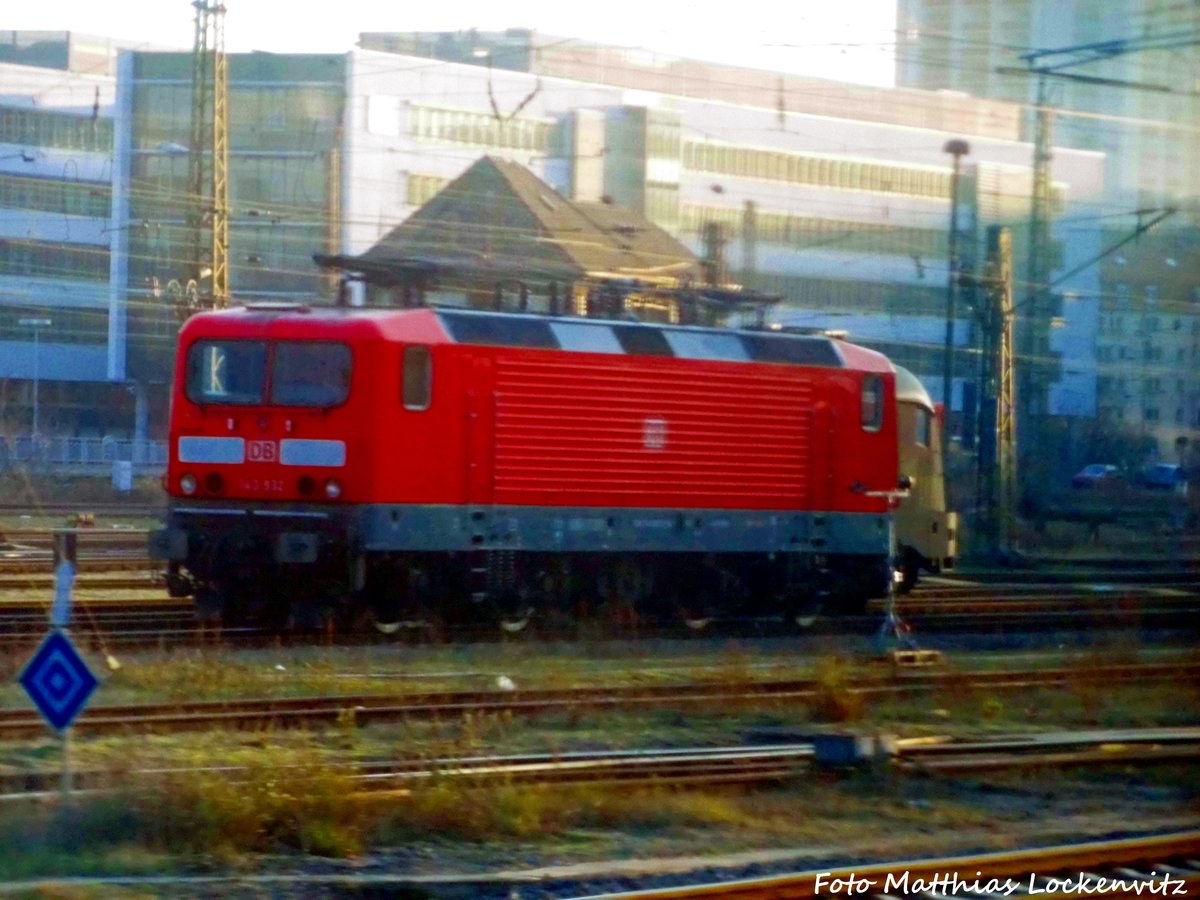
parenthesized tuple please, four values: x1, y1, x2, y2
(0, 107, 112, 153)
(410, 104, 551, 152)
(682, 140, 951, 200)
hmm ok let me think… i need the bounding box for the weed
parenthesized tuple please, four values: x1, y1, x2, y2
(124, 737, 373, 858)
(808, 655, 864, 723)
(377, 782, 791, 844)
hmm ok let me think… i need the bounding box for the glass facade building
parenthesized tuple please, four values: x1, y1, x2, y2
(4, 32, 1115, 445)
(116, 52, 347, 383)
(0, 35, 121, 440)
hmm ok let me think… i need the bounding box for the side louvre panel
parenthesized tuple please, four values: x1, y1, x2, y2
(491, 356, 814, 508)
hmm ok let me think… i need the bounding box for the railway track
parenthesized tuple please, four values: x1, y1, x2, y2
(896, 727, 1200, 772)
(0, 743, 815, 799)
(0, 561, 1196, 650)
(4, 727, 1197, 800)
(0, 504, 161, 518)
(0, 591, 1197, 651)
(571, 830, 1200, 899)
(0, 554, 157, 577)
(0, 661, 1196, 740)
(0, 575, 164, 592)
(2, 830, 1195, 898)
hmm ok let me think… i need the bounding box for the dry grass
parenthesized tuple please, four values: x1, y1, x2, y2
(808, 655, 865, 723)
(0, 702, 1195, 875)
(0, 643, 1197, 877)
(116, 737, 374, 858)
(372, 775, 1001, 847)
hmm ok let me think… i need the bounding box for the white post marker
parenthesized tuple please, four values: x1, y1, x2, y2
(51, 530, 77, 629)
(55, 529, 77, 798)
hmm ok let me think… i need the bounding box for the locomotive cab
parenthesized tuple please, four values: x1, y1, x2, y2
(892, 364, 957, 591)
(156, 306, 386, 623)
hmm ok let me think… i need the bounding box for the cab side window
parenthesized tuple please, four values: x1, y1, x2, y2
(915, 407, 932, 447)
(860, 375, 883, 432)
(402, 346, 432, 411)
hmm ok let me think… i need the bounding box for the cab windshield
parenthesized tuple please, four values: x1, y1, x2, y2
(185, 340, 352, 407)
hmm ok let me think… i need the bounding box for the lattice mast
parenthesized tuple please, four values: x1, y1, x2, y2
(186, 0, 229, 311)
(977, 225, 1017, 554)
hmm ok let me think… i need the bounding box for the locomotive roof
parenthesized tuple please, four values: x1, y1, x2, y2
(893, 364, 936, 410)
(182, 306, 893, 372)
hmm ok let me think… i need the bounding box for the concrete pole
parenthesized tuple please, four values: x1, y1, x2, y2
(941, 139, 970, 476)
(134, 383, 149, 465)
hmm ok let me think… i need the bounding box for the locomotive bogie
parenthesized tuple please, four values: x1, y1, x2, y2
(157, 500, 892, 627)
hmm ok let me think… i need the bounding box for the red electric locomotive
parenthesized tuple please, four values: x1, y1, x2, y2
(152, 305, 902, 630)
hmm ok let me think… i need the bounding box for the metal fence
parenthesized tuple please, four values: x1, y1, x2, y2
(1, 435, 168, 473)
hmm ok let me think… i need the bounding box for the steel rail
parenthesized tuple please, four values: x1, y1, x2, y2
(895, 726, 1200, 772)
(902, 742, 1200, 771)
(0, 585, 1195, 648)
(0, 557, 159, 576)
(1, 662, 1197, 740)
(1, 528, 150, 541)
(6, 727, 1198, 800)
(0, 743, 818, 799)
(0, 577, 165, 591)
(0, 610, 1197, 655)
(0, 504, 161, 517)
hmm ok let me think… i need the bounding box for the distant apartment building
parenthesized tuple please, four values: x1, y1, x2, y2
(1095, 228, 1200, 453)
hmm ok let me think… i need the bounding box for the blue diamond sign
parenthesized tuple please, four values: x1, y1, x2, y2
(19, 630, 98, 732)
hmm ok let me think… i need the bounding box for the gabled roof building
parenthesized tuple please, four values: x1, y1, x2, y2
(317, 156, 771, 325)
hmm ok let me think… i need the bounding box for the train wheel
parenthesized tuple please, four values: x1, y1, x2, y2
(364, 568, 417, 636)
(490, 588, 538, 635)
(193, 585, 224, 620)
(250, 591, 292, 633)
(786, 591, 826, 629)
(675, 569, 719, 631)
(677, 597, 714, 630)
(498, 605, 535, 634)
(291, 594, 338, 635)
(897, 549, 921, 595)
(193, 586, 224, 644)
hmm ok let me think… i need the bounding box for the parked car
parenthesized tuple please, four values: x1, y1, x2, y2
(1071, 464, 1122, 488)
(1133, 463, 1188, 494)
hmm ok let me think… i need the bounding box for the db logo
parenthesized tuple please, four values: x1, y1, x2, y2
(642, 417, 668, 452)
(247, 440, 278, 462)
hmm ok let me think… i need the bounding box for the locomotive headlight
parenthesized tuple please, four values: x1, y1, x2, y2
(324, 477, 342, 500)
(179, 473, 198, 496)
